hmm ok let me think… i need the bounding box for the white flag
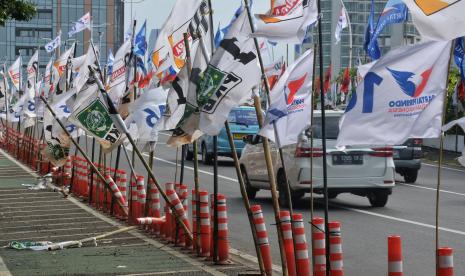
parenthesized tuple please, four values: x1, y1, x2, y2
(107, 39, 131, 104)
(52, 43, 75, 97)
(335, 7, 348, 44)
(45, 34, 61, 53)
(198, 10, 261, 135)
(68, 12, 91, 37)
(337, 40, 452, 147)
(152, 0, 210, 75)
(253, 0, 318, 43)
(125, 87, 167, 144)
(72, 43, 98, 94)
(26, 50, 39, 91)
(43, 108, 70, 166)
(259, 49, 314, 147)
(442, 117, 465, 167)
(41, 57, 53, 98)
(8, 57, 21, 91)
(403, 0, 465, 41)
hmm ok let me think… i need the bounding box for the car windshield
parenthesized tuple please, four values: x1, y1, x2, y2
(310, 116, 340, 139)
(228, 109, 258, 126)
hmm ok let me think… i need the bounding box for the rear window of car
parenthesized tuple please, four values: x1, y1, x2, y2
(228, 108, 258, 126)
(311, 116, 340, 139)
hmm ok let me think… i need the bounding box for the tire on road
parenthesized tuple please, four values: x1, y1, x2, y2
(403, 169, 418, 183)
(201, 143, 213, 165)
(277, 169, 303, 208)
(367, 190, 390, 207)
(241, 166, 258, 199)
(185, 146, 194, 161)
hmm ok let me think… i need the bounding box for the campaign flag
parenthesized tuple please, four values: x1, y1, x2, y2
(335, 7, 348, 44)
(403, 0, 465, 41)
(72, 43, 98, 94)
(134, 20, 147, 57)
(340, 67, 350, 94)
(198, 10, 261, 135)
(323, 64, 332, 93)
(0, 71, 9, 110)
(259, 49, 314, 146)
(8, 57, 21, 91)
(442, 117, 465, 167)
(26, 50, 39, 91)
(167, 38, 209, 146)
(364, 0, 380, 60)
(52, 43, 76, 97)
(41, 57, 54, 97)
(45, 33, 61, 53)
(125, 87, 167, 144)
(69, 75, 126, 153)
(68, 12, 91, 37)
(151, 0, 210, 76)
(337, 40, 452, 147)
(43, 108, 70, 166)
(367, 0, 407, 60)
(265, 61, 285, 90)
(107, 49, 114, 76)
(253, 0, 318, 43)
(107, 39, 131, 104)
(454, 38, 465, 80)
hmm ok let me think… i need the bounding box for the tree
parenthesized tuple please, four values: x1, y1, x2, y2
(0, 0, 36, 26)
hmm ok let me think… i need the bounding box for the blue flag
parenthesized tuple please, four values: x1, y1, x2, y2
(454, 38, 465, 80)
(364, 0, 380, 60)
(134, 20, 147, 57)
(367, 0, 407, 61)
(107, 49, 114, 75)
(214, 4, 245, 48)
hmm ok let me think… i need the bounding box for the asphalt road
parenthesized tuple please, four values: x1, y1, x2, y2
(75, 132, 465, 275)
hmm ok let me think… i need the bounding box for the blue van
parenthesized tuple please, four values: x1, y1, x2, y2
(186, 106, 259, 164)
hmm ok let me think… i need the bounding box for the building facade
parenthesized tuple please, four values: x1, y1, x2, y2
(297, 0, 420, 76)
(0, 0, 124, 70)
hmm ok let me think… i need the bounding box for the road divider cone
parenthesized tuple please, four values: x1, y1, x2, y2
(166, 186, 191, 247)
(280, 210, 296, 276)
(329, 221, 344, 276)
(163, 183, 175, 242)
(149, 179, 161, 235)
(250, 205, 273, 275)
(137, 176, 146, 220)
(199, 190, 210, 257)
(388, 235, 403, 276)
(312, 217, 326, 276)
(293, 213, 310, 276)
(179, 184, 190, 249)
(438, 247, 453, 276)
(216, 194, 229, 264)
(104, 174, 128, 215)
(137, 217, 166, 225)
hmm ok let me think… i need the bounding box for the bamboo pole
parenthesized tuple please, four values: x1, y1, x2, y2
(110, 145, 121, 216)
(39, 95, 128, 216)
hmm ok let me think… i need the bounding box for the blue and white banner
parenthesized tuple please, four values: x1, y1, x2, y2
(337, 40, 452, 147)
(454, 38, 465, 80)
(45, 34, 61, 53)
(68, 12, 91, 37)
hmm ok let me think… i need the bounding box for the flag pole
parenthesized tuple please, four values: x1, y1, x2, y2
(243, 0, 288, 274)
(39, 95, 129, 215)
(88, 64, 193, 242)
(206, 0, 220, 263)
(110, 144, 121, 216)
(182, 32, 202, 253)
(435, 41, 455, 276)
(310, 41, 318, 268)
(316, 0, 332, 273)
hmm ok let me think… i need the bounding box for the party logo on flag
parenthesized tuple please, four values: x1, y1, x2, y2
(46, 142, 68, 161)
(414, 0, 461, 16)
(272, 0, 301, 16)
(285, 73, 307, 105)
(76, 99, 113, 138)
(388, 67, 433, 98)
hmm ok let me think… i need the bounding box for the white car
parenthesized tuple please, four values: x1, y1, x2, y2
(239, 110, 396, 207)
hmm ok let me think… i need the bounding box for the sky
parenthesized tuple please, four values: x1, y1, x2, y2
(122, 0, 291, 65)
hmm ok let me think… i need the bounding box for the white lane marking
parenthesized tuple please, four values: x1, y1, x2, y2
(423, 162, 465, 173)
(0, 255, 12, 276)
(333, 204, 465, 236)
(398, 183, 465, 197)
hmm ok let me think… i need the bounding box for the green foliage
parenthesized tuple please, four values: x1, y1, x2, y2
(0, 0, 36, 26)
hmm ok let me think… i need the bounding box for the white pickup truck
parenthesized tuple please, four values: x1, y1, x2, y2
(239, 110, 396, 207)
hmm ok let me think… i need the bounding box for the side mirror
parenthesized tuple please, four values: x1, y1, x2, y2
(243, 134, 254, 144)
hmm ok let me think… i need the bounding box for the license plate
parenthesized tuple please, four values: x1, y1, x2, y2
(332, 154, 363, 165)
(233, 133, 246, 140)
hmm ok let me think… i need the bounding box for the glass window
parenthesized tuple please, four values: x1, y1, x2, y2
(311, 116, 341, 139)
(228, 108, 258, 126)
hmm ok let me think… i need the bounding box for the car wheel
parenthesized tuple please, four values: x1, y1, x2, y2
(403, 169, 418, 183)
(277, 171, 291, 208)
(368, 191, 389, 207)
(185, 146, 193, 161)
(327, 192, 338, 199)
(241, 167, 258, 199)
(201, 144, 212, 165)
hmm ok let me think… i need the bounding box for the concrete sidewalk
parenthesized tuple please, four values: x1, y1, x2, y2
(0, 150, 258, 276)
